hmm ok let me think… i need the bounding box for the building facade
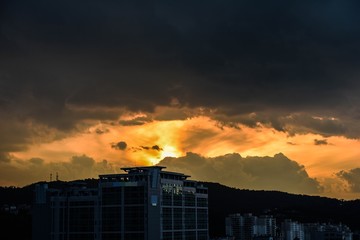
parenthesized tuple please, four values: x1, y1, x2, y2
(281, 220, 304, 240)
(33, 166, 209, 240)
(225, 213, 276, 240)
(224, 214, 353, 240)
(304, 223, 352, 240)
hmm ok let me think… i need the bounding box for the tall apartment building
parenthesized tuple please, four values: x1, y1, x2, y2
(224, 214, 353, 240)
(304, 223, 352, 240)
(33, 166, 208, 240)
(281, 220, 304, 240)
(225, 213, 276, 240)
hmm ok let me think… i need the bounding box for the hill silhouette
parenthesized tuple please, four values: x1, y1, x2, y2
(204, 182, 360, 237)
(1, 180, 359, 238)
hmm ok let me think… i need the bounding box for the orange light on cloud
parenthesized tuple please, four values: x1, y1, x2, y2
(10, 114, 360, 199)
(13, 116, 360, 175)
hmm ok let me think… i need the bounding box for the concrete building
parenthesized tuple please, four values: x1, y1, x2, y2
(224, 214, 353, 240)
(225, 213, 276, 240)
(256, 215, 276, 237)
(33, 166, 208, 240)
(304, 223, 352, 240)
(281, 220, 304, 240)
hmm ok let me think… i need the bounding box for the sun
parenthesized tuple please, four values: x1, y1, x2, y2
(147, 145, 182, 165)
(160, 145, 181, 159)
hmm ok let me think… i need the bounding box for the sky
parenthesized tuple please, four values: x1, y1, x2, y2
(1, 0, 360, 199)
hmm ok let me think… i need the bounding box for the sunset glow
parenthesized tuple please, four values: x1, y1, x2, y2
(2, 1, 360, 200)
(7, 113, 360, 199)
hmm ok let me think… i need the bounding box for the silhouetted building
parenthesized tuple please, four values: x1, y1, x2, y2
(256, 215, 276, 237)
(352, 232, 360, 240)
(225, 213, 276, 240)
(281, 220, 304, 240)
(304, 223, 352, 240)
(33, 166, 209, 240)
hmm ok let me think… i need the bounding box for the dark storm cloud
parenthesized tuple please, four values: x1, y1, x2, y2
(151, 145, 162, 151)
(158, 152, 322, 194)
(0, 155, 118, 186)
(140, 145, 163, 151)
(337, 168, 360, 192)
(0, 114, 50, 160)
(118, 116, 153, 126)
(95, 128, 109, 135)
(111, 141, 127, 151)
(314, 139, 328, 146)
(213, 112, 353, 137)
(29, 158, 44, 165)
(0, 153, 12, 163)
(1, 0, 360, 137)
(70, 155, 95, 167)
(284, 114, 347, 137)
(0, 117, 32, 152)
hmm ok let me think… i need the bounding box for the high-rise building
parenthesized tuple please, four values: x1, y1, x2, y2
(225, 213, 276, 240)
(256, 215, 276, 237)
(304, 223, 352, 240)
(33, 166, 209, 240)
(281, 219, 304, 240)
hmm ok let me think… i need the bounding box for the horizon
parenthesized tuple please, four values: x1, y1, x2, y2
(0, 176, 355, 203)
(1, 166, 358, 202)
(1, 1, 360, 200)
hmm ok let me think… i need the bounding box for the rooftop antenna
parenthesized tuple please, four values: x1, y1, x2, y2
(56, 172, 59, 181)
(50, 173, 52, 182)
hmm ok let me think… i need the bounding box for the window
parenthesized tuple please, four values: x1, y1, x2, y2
(174, 208, 183, 230)
(101, 206, 121, 231)
(102, 187, 121, 205)
(185, 208, 196, 229)
(197, 197, 208, 207)
(197, 209, 208, 229)
(162, 208, 172, 230)
(124, 206, 144, 231)
(184, 193, 195, 207)
(124, 186, 144, 205)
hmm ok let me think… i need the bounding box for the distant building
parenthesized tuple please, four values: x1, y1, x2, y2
(304, 223, 352, 240)
(225, 214, 353, 240)
(225, 213, 276, 240)
(256, 215, 276, 237)
(33, 166, 209, 240)
(281, 220, 304, 240)
(352, 232, 360, 240)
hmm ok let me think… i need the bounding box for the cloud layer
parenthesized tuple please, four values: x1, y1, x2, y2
(1, 0, 360, 139)
(337, 168, 360, 193)
(0, 154, 117, 186)
(1, 1, 360, 200)
(158, 152, 322, 195)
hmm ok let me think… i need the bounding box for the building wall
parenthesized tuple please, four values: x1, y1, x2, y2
(281, 220, 304, 240)
(50, 188, 99, 240)
(225, 214, 276, 240)
(100, 183, 146, 240)
(160, 178, 208, 240)
(33, 166, 208, 240)
(304, 223, 353, 240)
(32, 184, 52, 240)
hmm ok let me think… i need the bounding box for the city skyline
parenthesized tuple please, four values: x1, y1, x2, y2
(1, 1, 360, 200)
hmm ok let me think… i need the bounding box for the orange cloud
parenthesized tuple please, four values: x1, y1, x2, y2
(7, 114, 360, 199)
